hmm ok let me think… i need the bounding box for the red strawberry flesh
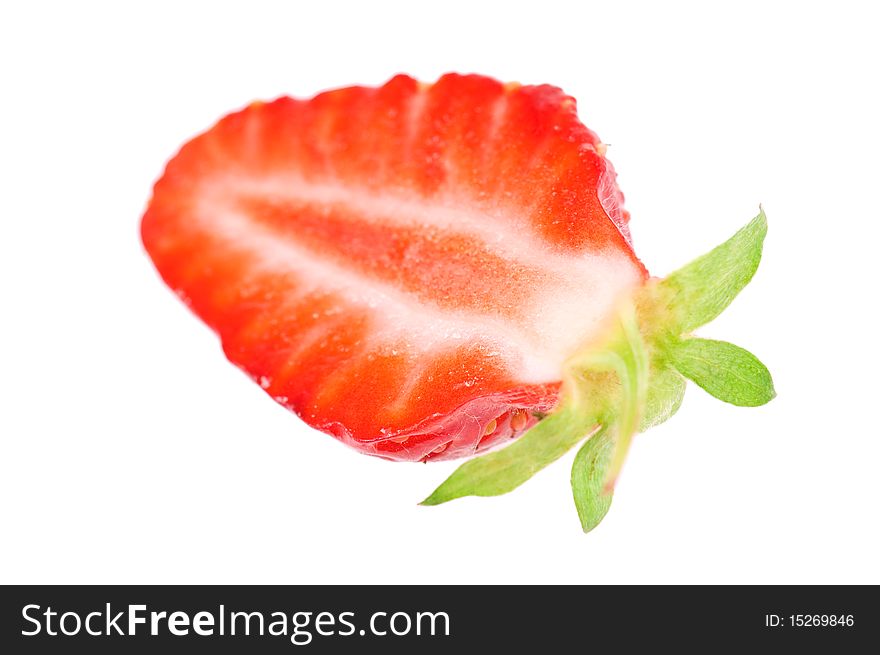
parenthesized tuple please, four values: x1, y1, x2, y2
(141, 73, 647, 461)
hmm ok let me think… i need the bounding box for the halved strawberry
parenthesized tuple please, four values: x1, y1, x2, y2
(142, 73, 774, 531)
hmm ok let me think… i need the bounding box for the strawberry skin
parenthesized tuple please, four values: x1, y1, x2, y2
(142, 73, 647, 462)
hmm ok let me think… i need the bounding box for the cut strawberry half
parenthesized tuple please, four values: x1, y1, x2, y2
(142, 73, 774, 532)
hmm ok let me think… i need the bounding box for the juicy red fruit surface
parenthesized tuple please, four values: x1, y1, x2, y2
(141, 73, 647, 461)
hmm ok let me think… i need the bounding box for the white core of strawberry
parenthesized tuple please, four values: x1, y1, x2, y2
(223, 175, 609, 276)
(196, 178, 643, 384)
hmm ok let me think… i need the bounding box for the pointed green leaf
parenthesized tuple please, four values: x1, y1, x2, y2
(668, 337, 775, 407)
(421, 403, 596, 506)
(571, 428, 615, 533)
(640, 365, 686, 431)
(660, 209, 767, 333)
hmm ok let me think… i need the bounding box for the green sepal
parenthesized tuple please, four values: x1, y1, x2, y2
(668, 337, 775, 407)
(658, 208, 767, 333)
(420, 402, 597, 506)
(640, 364, 686, 431)
(571, 427, 615, 533)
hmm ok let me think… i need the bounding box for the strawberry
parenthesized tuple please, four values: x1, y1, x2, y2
(142, 73, 774, 531)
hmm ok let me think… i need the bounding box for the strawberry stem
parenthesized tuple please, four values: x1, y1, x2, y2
(563, 299, 649, 490)
(602, 302, 649, 490)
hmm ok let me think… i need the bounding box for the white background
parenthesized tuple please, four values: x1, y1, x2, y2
(2, 1, 878, 584)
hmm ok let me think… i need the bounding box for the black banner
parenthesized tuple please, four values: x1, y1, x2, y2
(1, 585, 875, 652)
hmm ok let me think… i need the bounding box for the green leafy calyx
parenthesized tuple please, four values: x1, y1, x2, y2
(422, 209, 774, 533)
